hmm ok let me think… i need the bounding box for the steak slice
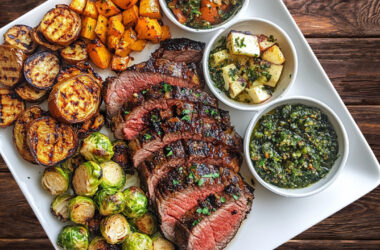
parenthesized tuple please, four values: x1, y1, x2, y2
(175, 184, 254, 250)
(152, 38, 205, 63)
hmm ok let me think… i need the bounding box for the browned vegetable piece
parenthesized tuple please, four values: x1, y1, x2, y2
(15, 82, 48, 103)
(109, 14, 123, 22)
(74, 112, 105, 138)
(107, 18, 125, 50)
(48, 74, 101, 124)
(95, 15, 108, 44)
(81, 16, 97, 40)
(95, 0, 121, 17)
(23, 51, 60, 90)
(139, 0, 161, 19)
(160, 25, 171, 41)
(115, 28, 136, 57)
(135, 17, 162, 43)
(83, 0, 98, 18)
(122, 5, 139, 26)
(130, 39, 147, 52)
(26, 116, 78, 166)
(111, 140, 132, 170)
(39, 5, 81, 46)
(3, 25, 36, 54)
(0, 45, 27, 87)
(113, 0, 138, 10)
(13, 106, 45, 164)
(87, 39, 112, 69)
(31, 27, 64, 51)
(60, 39, 88, 65)
(111, 55, 130, 72)
(56, 62, 102, 87)
(0, 88, 25, 128)
(69, 0, 87, 14)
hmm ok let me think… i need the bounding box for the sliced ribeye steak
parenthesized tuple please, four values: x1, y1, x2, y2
(152, 38, 205, 63)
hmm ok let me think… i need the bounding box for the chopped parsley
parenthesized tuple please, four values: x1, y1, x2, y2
(192, 219, 200, 227)
(232, 194, 240, 200)
(166, 147, 173, 157)
(181, 115, 191, 121)
(234, 36, 246, 48)
(144, 133, 152, 140)
(268, 35, 276, 42)
(124, 110, 130, 115)
(162, 83, 172, 93)
(173, 179, 180, 185)
(182, 109, 191, 115)
(201, 172, 220, 178)
(220, 196, 226, 203)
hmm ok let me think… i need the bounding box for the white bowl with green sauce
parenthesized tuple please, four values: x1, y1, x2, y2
(244, 96, 349, 198)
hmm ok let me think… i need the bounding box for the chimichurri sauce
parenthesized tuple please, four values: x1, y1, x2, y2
(250, 104, 339, 188)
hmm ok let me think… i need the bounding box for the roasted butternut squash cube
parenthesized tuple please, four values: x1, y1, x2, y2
(83, 0, 98, 18)
(69, 0, 86, 14)
(130, 39, 147, 52)
(135, 17, 162, 43)
(80, 16, 97, 40)
(95, 15, 108, 44)
(111, 55, 130, 71)
(113, 0, 138, 10)
(160, 25, 171, 41)
(139, 0, 161, 19)
(87, 38, 112, 69)
(115, 28, 137, 57)
(95, 0, 121, 17)
(107, 18, 125, 49)
(109, 13, 123, 22)
(122, 5, 139, 26)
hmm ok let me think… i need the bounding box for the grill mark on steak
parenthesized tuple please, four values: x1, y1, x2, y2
(152, 38, 205, 63)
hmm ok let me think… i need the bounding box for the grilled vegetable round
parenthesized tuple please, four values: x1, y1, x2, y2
(13, 106, 44, 163)
(80, 132, 114, 163)
(31, 27, 63, 51)
(101, 214, 131, 244)
(95, 188, 126, 216)
(15, 82, 48, 102)
(131, 212, 157, 235)
(72, 161, 103, 196)
(89, 236, 115, 250)
(151, 233, 175, 250)
(23, 51, 60, 90)
(0, 45, 26, 87)
(57, 225, 89, 250)
(60, 39, 88, 64)
(26, 116, 78, 166)
(68, 196, 96, 225)
(56, 62, 102, 87)
(39, 5, 81, 46)
(41, 166, 69, 196)
(122, 232, 152, 250)
(122, 186, 148, 218)
(75, 112, 105, 139)
(112, 140, 131, 169)
(51, 194, 73, 222)
(100, 161, 126, 189)
(48, 74, 101, 123)
(3, 25, 36, 53)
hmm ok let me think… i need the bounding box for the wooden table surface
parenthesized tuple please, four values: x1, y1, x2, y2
(0, 0, 379, 249)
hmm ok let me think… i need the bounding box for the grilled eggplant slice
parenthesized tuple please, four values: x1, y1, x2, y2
(13, 106, 45, 163)
(4, 25, 36, 54)
(48, 74, 101, 124)
(0, 45, 27, 87)
(74, 112, 105, 138)
(31, 27, 63, 51)
(24, 51, 60, 90)
(0, 88, 25, 127)
(60, 39, 88, 64)
(15, 82, 48, 102)
(39, 5, 81, 46)
(26, 116, 78, 166)
(56, 62, 102, 87)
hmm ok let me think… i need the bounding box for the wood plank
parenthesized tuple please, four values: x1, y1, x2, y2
(0, 238, 52, 249)
(0, 0, 45, 27)
(280, 240, 380, 249)
(284, 0, 380, 37)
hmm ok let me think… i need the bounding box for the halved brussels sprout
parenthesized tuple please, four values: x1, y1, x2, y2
(41, 166, 69, 196)
(122, 232, 153, 250)
(95, 188, 126, 216)
(151, 233, 175, 250)
(122, 186, 148, 218)
(88, 236, 115, 250)
(60, 152, 85, 173)
(72, 161, 102, 196)
(51, 194, 73, 222)
(101, 214, 131, 244)
(80, 132, 114, 163)
(68, 196, 96, 225)
(100, 161, 126, 189)
(131, 212, 157, 235)
(57, 225, 89, 250)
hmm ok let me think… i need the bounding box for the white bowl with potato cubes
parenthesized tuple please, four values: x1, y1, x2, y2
(203, 18, 298, 111)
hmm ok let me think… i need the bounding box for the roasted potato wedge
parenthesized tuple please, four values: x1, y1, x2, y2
(13, 106, 45, 163)
(48, 74, 101, 124)
(74, 112, 105, 138)
(24, 51, 60, 90)
(39, 5, 81, 46)
(0, 45, 27, 87)
(15, 82, 48, 102)
(56, 62, 102, 87)
(60, 39, 88, 64)
(26, 116, 78, 166)
(3, 25, 36, 54)
(0, 88, 25, 127)
(31, 27, 64, 51)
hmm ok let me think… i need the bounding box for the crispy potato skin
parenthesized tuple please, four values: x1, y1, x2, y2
(4, 25, 36, 54)
(0, 88, 25, 128)
(26, 116, 78, 166)
(48, 74, 101, 124)
(39, 5, 81, 46)
(60, 39, 88, 65)
(74, 112, 105, 139)
(31, 27, 63, 51)
(23, 51, 60, 90)
(56, 62, 102, 87)
(13, 106, 45, 164)
(0, 45, 27, 87)
(15, 82, 48, 102)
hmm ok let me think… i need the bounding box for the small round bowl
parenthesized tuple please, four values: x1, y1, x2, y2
(244, 96, 349, 198)
(159, 0, 248, 33)
(203, 18, 298, 111)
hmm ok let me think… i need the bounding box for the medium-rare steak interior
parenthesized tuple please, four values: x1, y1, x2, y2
(104, 38, 254, 250)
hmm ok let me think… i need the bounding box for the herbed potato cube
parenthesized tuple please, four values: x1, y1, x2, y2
(227, 31, 260, 57)
(83, 0, 98, 18)
(229, 79, 246, 98)
(115, 28, 137, 57)
(265, 64, 283, 87)
(135, 17, 162, 43)
(130, 39, 147, 52)
(69, 0, 86, 14)
(95, 15, 108, 44)
(222, 64, 237, 91)
(262, 45, 285, 64)
(122, 5, 139, 26)
(95, 0, 121, 17)
(211, 49, 229, 66)
(81, 16, 97, 40)
(139, 0, 161, 19)
(246, 85, 271, 103)
(258, 35, 275, 52)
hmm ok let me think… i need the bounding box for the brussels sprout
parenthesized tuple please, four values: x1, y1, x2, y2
(100, 161, 126, 189)
(131, 212, 157, 235)
(68, 196, 96, 225)
(60, 153, 85, 173)
(41, 166, 69, 196)
(122, 171, 140, 190)
(122, 232, 153, 250)
(88, 236, 117, 250)
(51, 194, 73, 222)
(101, 214, 131, 244)
(95, 188, 126, 216)
(151, 233, 175, 250)
(122, 186, 148, 218)
(57, 225, 89, 250)
(72, 161, 102, 196)
(80, 132, 114, 163)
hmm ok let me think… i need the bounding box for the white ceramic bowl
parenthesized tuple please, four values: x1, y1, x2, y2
(244, 96, 349, 198)
(159, 0, 248, 33)
(203, 18, 298, 111)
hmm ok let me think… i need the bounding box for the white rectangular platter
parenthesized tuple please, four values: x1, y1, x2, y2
(0, 0, 379, 249)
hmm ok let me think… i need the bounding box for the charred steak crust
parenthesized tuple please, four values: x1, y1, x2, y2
(152, 38, 205, 63)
